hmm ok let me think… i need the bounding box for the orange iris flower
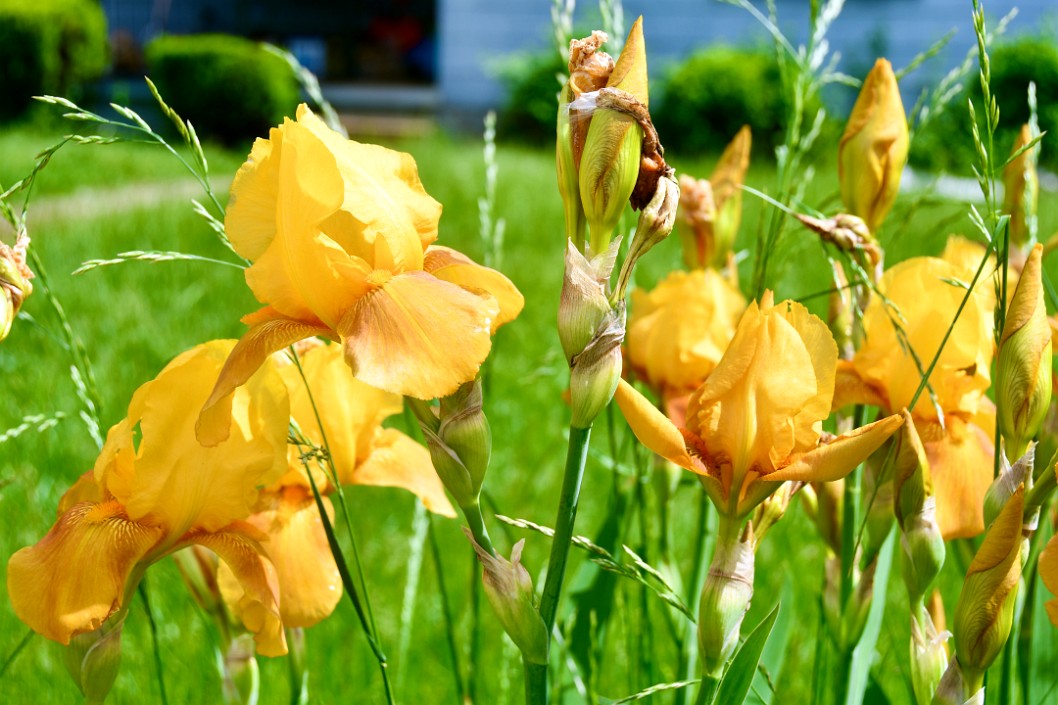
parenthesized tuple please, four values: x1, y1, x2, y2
(8, 341, 291, 656)
(835, 254, 996, 538)
(616, 292, 902, 517)
(219, 342, 455, 629)
(625, 268, 745, 421)
(200, 105, 523, 441)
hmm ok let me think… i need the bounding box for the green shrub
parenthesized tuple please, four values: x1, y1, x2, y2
(497, 50, 567, 144)
(0, 0, 108, 120)
(654, 46, 796, 158)
(910, 33, 1058, 171)
(146, 34, 300, 145)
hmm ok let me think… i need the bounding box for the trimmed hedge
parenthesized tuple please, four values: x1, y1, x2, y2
(146, 34, 300, 145)
(654, 46, 800, 158)
(497, 51, 567, 143)
(0, 0, 108, 120)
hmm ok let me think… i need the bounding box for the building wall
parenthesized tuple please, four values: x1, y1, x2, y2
(438, 0, 1053, 119)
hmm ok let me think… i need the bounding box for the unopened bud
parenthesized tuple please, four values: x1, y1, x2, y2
(823, 557, 877, 652)
(893, 412, 945, 602)
(997, 244, 1052, 460)
(466, 532, 549, 664)
(910, 606, 949, 705)
(698, 523, 754, 676)
(838, 58, 908, 233)
(752, 481, 798, 545)
(577, 18, 649, 253)
(796, 212, 883, 282)
(222, 633, 260, 705)
(862, 445, 894, 566)
(953, 486, 1025, 680)
(613, 174, 678, 300)
(983, 444, 1033, 528)
(1002, 124, 1039, 247)
(438, 379, 491, 497)
(63, 618, 124, 705)
(569, 307, 625, 429)
(411, 380, 492, 508)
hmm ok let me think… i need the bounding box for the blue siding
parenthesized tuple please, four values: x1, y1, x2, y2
(439, 0, 1053, 114)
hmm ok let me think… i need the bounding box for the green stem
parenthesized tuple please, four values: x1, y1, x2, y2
(694, 674, 720, 705)
(428, 515, 468, 705)
(525, 424, 593, 704)
(674, 491, 712, 705)
(463, 501, 496, 557)
(137, 581, 169, 705)
(0, 629, 33, 678)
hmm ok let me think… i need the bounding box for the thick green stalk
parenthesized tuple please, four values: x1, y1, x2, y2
(675, 492, 712, 705)
(463, 501, 496, 557)
(525, 424, 594, 704)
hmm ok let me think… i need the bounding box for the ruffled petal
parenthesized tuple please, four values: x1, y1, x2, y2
(7, 501, 163, 643)
(338, 271, 496, 399)
(424, 246, 524, 332)
(920, 416, 994, 540)
(199, 318, 331, 446)
(115, 341, 289, 536)
(243, 491, 342, 629)
(280, 342, 402, 479)
(351, 428, 456, 517)
(226, 135, 280, 261)
(196, 523, 287, 657)
(766, 413, 903, 482)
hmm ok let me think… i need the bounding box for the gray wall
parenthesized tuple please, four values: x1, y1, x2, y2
(438, 0, 1055, 119)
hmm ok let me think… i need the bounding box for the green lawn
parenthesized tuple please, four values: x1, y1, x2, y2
(1, 119, 1057, 705)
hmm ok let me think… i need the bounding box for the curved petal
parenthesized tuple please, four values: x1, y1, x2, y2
(116, 341, 289, 536)
(766, 413, 903, 482)
(244, 492, 342, 629)
(351, 428, 456, 517)
(1040, 534, 1058, 627)
(226, 134, 280, 261)
(198, 523, 287, 657)
(338, 271, 496, 400)
(7, 501, 163, 643)
(920, 416, 994, 540)
(424, 246, 524, 332)
(614, 379, 698, 473)
(198, 317, 331, 446)
(831, 360, 887, 412)
(59, 471, 104, 515)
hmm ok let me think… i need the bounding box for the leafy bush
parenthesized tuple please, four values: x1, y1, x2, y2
(910, 33, 1058, 171)
(0, 0, 108, 120)
(497, 50, 567, 144)
(654, 46, 794, 158)
(146, 34, 300, 145)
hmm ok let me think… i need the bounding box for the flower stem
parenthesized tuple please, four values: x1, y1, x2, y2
(463, 501, 496, 557)
(675, 492, 712, 705)
(525, 423, 593, 704)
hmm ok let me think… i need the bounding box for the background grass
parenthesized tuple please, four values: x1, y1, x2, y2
(1, 115, 1057, 705)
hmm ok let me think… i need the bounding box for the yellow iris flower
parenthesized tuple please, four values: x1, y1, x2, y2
(200, 105, 523, 440)
(8, 341, 291, 656)
(615, 292, 902, 517)
(835, 255, 996, 538)
(625, 268, 746, 418)
(219, 341, 455, 630)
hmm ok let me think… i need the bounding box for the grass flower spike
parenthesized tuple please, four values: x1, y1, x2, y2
(8, 341, 291, 665)
(616, 292, 902, 518)
(838, 58, 908, 233)
(200, 104, 523, 437)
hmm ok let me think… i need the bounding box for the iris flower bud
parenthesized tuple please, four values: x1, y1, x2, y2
(698, 522, 754, 676)
(1002, 124, 1038, 247)
(953, 486, 1025, 687)
(838, 58, 908, 233)
(997, 244, 1052, 460)
(63, 619, 125, 705)
(467, 533, 549, 664)
(893, 411, 945, 604)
